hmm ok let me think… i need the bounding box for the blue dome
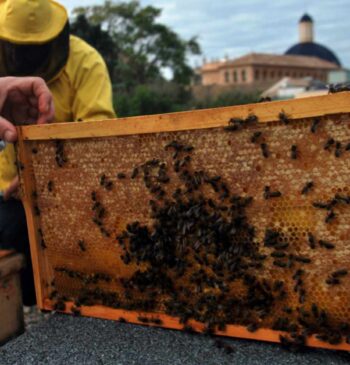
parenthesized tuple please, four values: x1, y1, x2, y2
(300, 14, 313, 23)
(285, 42, 341, 66)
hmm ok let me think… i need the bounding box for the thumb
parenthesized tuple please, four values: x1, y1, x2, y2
(0, 116, 17, 142)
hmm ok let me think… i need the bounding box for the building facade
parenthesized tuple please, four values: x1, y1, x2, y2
(197, 14, 341, 88)
(199, 53, 338, 86)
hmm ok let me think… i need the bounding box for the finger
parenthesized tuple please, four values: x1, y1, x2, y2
(3, 176, 19, 201)
(31, 78, 53, 117)
(28, 96, 38, 107)
(12, 77, 53, 123)
(37, 98, 55, 125)
(0, 116, 17, 142)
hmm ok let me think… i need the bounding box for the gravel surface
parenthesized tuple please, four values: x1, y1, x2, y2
(24, 306, 52, 330)
(1, 314, 350, 365)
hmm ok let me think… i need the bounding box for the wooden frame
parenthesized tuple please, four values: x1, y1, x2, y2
(17, 92, 350, 351)
(20, 92, 350, 141)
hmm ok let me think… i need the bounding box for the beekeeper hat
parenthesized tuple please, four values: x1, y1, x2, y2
(0, 0, 68, 44)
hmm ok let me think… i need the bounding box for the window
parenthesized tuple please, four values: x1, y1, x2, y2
(255, 70, 260, 80)
(241, 69, 246, 82)
(262, 70, 267, 80)
(224, 71, 230, 83)
(233, 70, 238, 83)
(270, 71, 275, 78)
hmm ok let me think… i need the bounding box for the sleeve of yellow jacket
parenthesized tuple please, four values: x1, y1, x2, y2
(67, 36, 116, 121)
(0, 144, 17, 191)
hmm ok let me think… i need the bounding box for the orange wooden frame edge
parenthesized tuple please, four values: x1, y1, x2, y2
(43, 299, 350, 351)
(19, 92, 350, 141)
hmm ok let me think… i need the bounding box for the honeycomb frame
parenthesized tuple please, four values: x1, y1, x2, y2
(16, 92, 350, 351)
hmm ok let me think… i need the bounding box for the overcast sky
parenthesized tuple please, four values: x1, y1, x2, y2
(58, 0, 350, 68)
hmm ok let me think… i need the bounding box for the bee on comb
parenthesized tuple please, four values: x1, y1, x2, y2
(278, 110, 290, 124)
(301, 181, 314, 195)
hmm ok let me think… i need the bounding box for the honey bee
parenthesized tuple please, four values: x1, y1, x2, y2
(138, 316, 149, 323)
(308, 232, 316, 249)
(301, 181, 313, 195)
(224, 118, 243, 132)
(259, 97, 271, 102)
(245, 113, 258, 124)
(251, 131, 262, 143)
(328, 82, 350, 93)
(278, 110, 290, 124)
(34, 205, 40, 216)
(47, 180, 54, 192)
(78, 240, 86, 252)
(335, 142, 342, 157)
(183, 145, 194, 152)
(325, 210, 336, 223)
(260, 143, 269, 158)
(331, 269, 348, 277)
(71, 306, 81, 316)
(273, 260, 287, 268)
(319, 240, 335, 249)
(291, 145, 298, 159)
(131, 167, 139, 179)
(100, 174, 106, 185)
(324, 138, 335, 150)
(117, 173, 126, 179)
(310, 118, 320, 133)
(269, 191, 282, 198)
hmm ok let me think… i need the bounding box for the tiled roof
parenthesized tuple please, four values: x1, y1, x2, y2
(201, 53, 339, 72)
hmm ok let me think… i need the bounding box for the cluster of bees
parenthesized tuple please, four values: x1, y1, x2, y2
(35, 92, 350, 352)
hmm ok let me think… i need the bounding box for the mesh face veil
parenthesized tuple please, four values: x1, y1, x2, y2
(0, 22, 70, 82)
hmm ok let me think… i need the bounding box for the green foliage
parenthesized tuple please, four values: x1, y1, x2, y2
(70, 14, 116, 77)
(71, 1, 201, 89)
(114, 83, 189, 117)
(193, 90, 261, 109)
(115, 85, 171, 117)
(114, 84, 260, 117)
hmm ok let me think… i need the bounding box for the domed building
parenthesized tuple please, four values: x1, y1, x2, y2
(196, 14, 341, 88)
(285, 14, 341, 67)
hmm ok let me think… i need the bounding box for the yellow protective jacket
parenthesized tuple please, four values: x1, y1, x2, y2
(0, 35, 116, 191)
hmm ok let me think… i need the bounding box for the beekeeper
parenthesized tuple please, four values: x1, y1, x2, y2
(0, 0, 115, 305)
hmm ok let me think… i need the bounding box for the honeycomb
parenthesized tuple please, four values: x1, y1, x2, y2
(18, 112, 350, 350)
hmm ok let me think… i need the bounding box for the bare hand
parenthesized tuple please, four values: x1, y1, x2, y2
(0, 76, 54, 137)
(0, 77, 54, 200)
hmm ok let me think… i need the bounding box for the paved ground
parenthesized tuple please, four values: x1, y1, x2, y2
(1, 314, 350, 365)
(23, 306, 51, 331)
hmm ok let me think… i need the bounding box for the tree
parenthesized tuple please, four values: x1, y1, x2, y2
(71, 0, 201, 90)
(70, 14, 116, 79)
